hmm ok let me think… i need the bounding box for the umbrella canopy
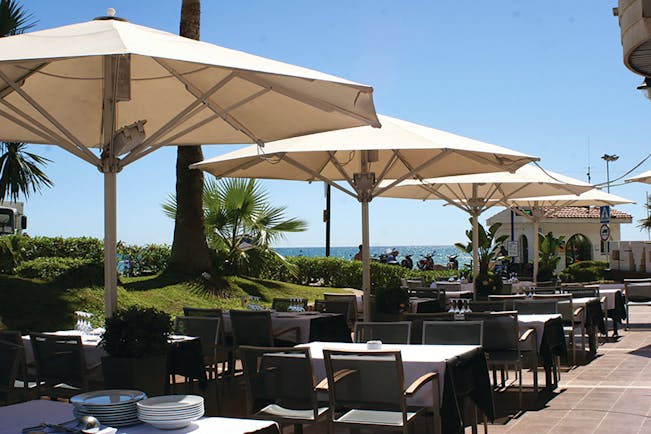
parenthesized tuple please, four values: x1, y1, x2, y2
(626, 169, 651, 184)
(192, 114, 538, 315)
(0, 14, 380, 316)
(506, 189, 634, 208)
(378, 164, 593, 284)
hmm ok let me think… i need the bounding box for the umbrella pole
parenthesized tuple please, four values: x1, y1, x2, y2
(472, 210, 480, 278)
(533, 218, 540, 285)
(104, 171, 118, 317)
(361, 199, 371, 320)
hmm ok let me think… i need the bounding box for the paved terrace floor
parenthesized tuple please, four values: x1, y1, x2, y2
(184, 305, 651, 433)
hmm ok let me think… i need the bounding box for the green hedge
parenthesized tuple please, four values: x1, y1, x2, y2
(262, 256, 455, 289)
(559, 260, 608, 283)
(117, 242, 170, 276)
(20, 236, 104, 262)
(16, 257, 93, 281)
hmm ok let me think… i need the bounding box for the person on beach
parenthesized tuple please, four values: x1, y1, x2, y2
(353, 244, 363, 261)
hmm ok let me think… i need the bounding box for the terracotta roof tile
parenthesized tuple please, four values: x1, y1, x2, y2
(542, 206, 632, 219)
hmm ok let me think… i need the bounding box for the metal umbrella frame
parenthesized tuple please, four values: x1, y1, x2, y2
(0, 12, 381, 316)
(192, 114, 538, 316)
(378, 164, 594, 286)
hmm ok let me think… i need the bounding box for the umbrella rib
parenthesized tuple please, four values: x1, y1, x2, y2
(0, 69, 98, 164)
(0, 105, 99, 165)
(375, 150, 452, 197)
(326, 151, 358, 193)
(120, 71, 240, 167)
(455, 150, 530, 172)
(154, 59, 265, 147)
(282, 153, 357, 199)
(0, 63, 46, 99)
(373, 150, 400, 184)
(237, 72, 381, 128)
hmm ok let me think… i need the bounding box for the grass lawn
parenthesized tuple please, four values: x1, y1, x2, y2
(0, 273, 351, 333)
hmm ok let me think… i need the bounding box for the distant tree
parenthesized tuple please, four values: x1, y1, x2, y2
(638, 198, 651, 234)
(538, 231, 565, 281)
(166, 0, 212, 275)
(164, 178, 308, 275)
(0, 2, 52, 202)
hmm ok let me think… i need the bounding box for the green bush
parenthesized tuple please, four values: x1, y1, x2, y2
(102, 306, 172, 358)
(53, 261, 104, 288)
(0, 236, 21, 274)
(375, 286, 409, 314)
(117, 242, 170, 276)
(262, 256, 456, 289)
(560, 260, 608, 283)
(16, 257, 92, 281)
(474, 272, 503, 300)
(20, 236, 104, 262)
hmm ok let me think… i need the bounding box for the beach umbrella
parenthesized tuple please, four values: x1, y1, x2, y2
(191, 114, 538, 315)
(626, 169, 651, 184)
(378, 164, 593, 285)
(0, 11, 380, 316)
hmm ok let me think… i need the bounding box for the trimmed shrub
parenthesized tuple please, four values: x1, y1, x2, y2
(560, 260, 608, 283)
(53, 261, 104, 288)
(16, 257, 91, 281)
(20, 236, 104, 262)
(117, 242, 170, 277)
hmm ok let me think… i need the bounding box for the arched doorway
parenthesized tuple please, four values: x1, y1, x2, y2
(519, 234, 528, 263)
(565, 233, 592, 267)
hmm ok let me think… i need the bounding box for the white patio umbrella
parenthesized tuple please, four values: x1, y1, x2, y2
(191, 114, 538, 315)
(0, 12, 381, 316)
(626, 169, 651, 184)
(378, 164, 593, 285)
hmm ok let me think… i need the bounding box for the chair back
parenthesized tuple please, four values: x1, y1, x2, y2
(353, 321, 411, 344)
(469, 300, 505, 312)
(465, 311, 519, 352)
(0, 330, 28, 387)
(229, 310, 274, 349)
(239, 346, 318, 418)
(174, 316, 221, 358)
(422, 321, 483, 345)
(183, 307, 223, 317)
(513, 299, 558, 315)
(563, 286, 599, 298)
(488, 294, 526, 310)
(323, 293, 358, 323)
(322, 349, 407, 419)
(402, 277, 426, 289)
(0, 340, 21, 403)
(532, 293, 573, 324)
(314, 299, 350, 316)
(29, 333, 87, 388)
(403, 312, 454, 344)
(625, 282, 651, 302)
(271, 298, 308, 312)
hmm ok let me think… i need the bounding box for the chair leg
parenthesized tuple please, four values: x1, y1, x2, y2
(471, 401, 478, 434)
(626, 302, 629, 331)
(518, 364, 523, 411)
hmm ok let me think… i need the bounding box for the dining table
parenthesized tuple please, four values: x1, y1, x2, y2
(221, 311, 351, 344)
(2, 399, 280, 434)
(297, 341, 494, 434)
(22, 331, 207, 391)
(518, 314, 566, 388)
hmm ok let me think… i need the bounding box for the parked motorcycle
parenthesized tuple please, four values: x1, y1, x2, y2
(417, 253, 435, 271)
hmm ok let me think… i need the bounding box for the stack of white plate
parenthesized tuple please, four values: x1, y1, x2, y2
(137, 395, 204, 430)
(71, 389, 146, 427)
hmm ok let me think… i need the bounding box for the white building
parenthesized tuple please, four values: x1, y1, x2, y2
(486, 207, 632, 269)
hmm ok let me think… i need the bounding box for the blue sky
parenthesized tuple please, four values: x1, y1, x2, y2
(15, 1, 651, 247)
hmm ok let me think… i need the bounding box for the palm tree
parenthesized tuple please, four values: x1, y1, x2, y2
(455, 219, 508, 276)
(0, 2, 52, 202)
(164, 178, 308, 275)
(538, 231, 565, 281)
(167, 0, 212, 275)
(0, 0, 34, 36)
(0, 142, 53, 201)
(638, 198, 651, 234)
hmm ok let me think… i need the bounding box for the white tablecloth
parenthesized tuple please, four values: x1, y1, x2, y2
(0, 400, 280, 434)
(518, 314, 561, 350)
(297, 341, 479, 407)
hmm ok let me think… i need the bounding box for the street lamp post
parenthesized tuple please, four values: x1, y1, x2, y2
(601, 154, 619, 193)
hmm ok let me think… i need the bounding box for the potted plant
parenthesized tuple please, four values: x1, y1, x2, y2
(538, 231, 565, 282)
(373, 286, 409, 321)
(100, 306, 172, 397)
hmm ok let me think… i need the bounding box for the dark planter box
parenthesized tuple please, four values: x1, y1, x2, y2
(101, 355, 167, 397)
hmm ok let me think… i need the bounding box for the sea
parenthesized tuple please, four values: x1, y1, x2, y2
(273, 245, 472, 267)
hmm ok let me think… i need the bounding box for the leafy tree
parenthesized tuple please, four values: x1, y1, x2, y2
(0, 2, 52, 202)
(164, 178, 308, 275)
(0, 142, 53, 201)
(455, 219, 508, 276)
(637, 197, 651, 234)
(166, 0, 212, 275)
(538, 231, 565, 281)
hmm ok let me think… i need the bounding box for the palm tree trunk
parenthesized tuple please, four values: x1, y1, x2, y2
(167, 0, 212, 274)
